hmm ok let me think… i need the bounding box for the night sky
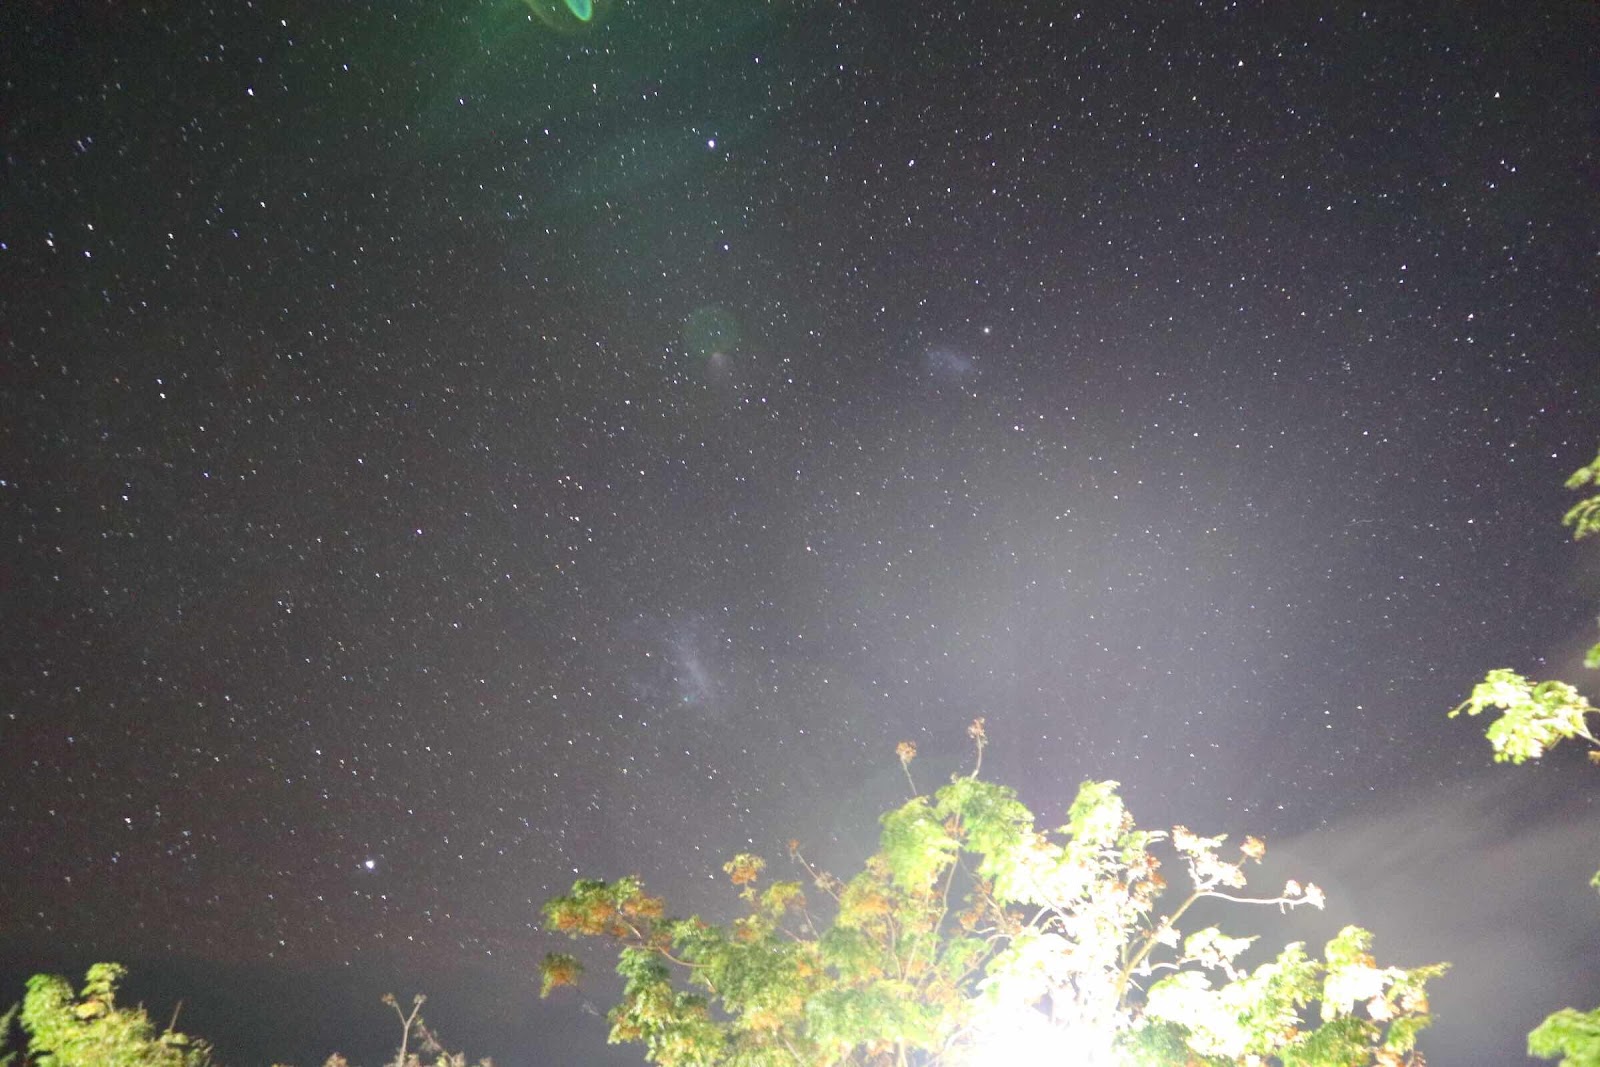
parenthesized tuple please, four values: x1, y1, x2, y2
(3, 2, 1598, 1064)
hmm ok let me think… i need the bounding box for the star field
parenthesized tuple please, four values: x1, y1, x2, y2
(2, 3, 1597, 1064)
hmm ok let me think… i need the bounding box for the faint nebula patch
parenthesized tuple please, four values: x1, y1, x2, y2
(623, 615, 747, 725)
(921, 344, 978, 386)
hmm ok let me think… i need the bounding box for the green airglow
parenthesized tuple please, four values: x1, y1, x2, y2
(564, 0, 592, 20)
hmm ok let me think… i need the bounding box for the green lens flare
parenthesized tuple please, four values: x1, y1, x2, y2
(520, 0, 597, 30)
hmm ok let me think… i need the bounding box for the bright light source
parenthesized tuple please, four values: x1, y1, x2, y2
(959, 1006, 1111, 1067)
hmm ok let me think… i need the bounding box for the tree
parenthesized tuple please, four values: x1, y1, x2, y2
(1451, 443, 1600, 1066)
(0, 964, 488, 1067)
(541, 719, 1445, 1066)
(9, 962, 214, 1067)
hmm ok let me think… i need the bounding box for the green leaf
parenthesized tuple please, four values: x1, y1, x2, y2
(1451, 669, 1599, 764)
(1564, 448, 1600, 540)
(1066, 778, 1128, 848)
(877, 796, 958, 890)
(19, 965, 213, 1067)
(540, 953, 584, 997)
(1529, 1005, 1600, 1067)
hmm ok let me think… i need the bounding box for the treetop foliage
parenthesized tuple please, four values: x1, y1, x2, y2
(542, 721, 1445, 1066)
(1530, 1007, 1600, 1067)
(0, 964, 486, 1067)
(1450, 669, 1600, 766)
(6, 962, 214, 1067)
(1563, 446, 1600, 543)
